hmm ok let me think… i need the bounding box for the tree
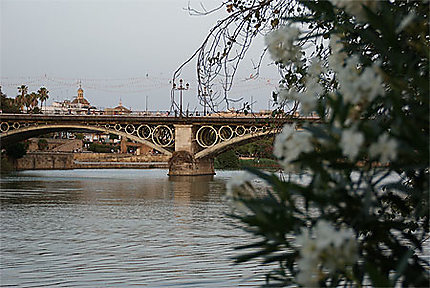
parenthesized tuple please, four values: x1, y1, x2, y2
(1, 86, 20, 113)
(221, 1, 428, 287)
(24, 94, 32, 113)
(214, 150, 240, 169)
(37, 139, 48, 151)
(37, 87, 49, 112)
(5, 142, 27, 159)
(174, 1, 305, 112)
(16, 85, 28, 112)
(29, 92, 39, 112)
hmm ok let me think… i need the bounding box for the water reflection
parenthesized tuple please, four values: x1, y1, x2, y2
(169, 175, 213, 203)
(0, 169, 272, 287)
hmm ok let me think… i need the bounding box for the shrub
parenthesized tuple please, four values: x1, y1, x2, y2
(214, 150, 240, 169)
(224, 1, 429, 287)
(4, 142, 27, 159)
(37, 139, 48, 151)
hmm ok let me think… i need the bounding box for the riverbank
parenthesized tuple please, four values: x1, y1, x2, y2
(3, 152, 169, 171)
(2, 152, 278, 172)
(73, 161, 168, 169)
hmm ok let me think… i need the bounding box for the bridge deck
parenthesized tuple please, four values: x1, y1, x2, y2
(0, 114, 319, 125)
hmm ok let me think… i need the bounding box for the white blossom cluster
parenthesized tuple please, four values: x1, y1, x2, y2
(328, 35, 347, 71)
(335, 55, 386, 105)
(265, 26, 302, 66)
(369, 133, 398, 163)
(329, 0, 379, 22)
(225, 171, 255, 213)
(295, 220, 358, 287)
(226, 171, 254, 198)
(340, 126, 364, 160)
(278, 60, 325, 114)
(328, 35, 386, 105)
(273, 124, 313, 172)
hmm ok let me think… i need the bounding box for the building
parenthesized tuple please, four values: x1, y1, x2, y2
(71, 85, 91, 107)
(104, 99, 132, 115)
(44, 85, 97, 115)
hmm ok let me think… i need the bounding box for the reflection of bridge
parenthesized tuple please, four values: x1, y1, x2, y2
(0, 114, 319, 175)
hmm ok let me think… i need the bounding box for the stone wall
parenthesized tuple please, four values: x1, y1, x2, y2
(73, 152, 170, 163)
(14, 152, 169, 171)
(15, 152, 74, 170)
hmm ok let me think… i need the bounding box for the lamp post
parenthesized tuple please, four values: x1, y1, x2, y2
(173, 79, 189, 118)
(200, 87, 212, 116)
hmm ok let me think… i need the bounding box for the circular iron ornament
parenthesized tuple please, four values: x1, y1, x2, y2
(235, 125, 246, 137)
(152, 125, 173, 147)
(125, 124, 135, 135)
(137, 125, 152, 139)
(105, 124, 111, 129)
(114, 124, 122, 131)
(218, 125, 233, 141)
(13, 122, 20, 129)
(24, 123, 30, 127)
(196, 125, 218, 148)
(249, 126, 258, 133)
(0, 122, 10, 132)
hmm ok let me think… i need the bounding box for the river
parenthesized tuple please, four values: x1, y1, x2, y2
(0, 169, 272, 287)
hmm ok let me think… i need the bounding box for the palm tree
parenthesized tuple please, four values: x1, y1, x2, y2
(24, 94, 32, 113)
(29, 92, 39, 112)
(16, 85, 28, 112)
(37, 87, 49, 113)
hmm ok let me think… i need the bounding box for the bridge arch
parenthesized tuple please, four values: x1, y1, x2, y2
(195, 129, 278, 159)
(0, 124, 173, 156)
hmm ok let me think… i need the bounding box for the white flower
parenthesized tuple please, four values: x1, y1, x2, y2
(340, 127, 364, 160)
(308, 59, 325, 77)
(273, 124, 296, 158)
(265, 26, 302, 66)
(328, 35, 347, 72)
(302, 77, 323, 114)
(296, 256, 321, 287)
(278, 58, 325, 115)
(329, 0, 380, 22)
(277, 86, 299, 102)
(336, 55, 361, 103)
(336, 56, 385, 105)
(226, 171, 254, 197)
(357, 64, 386, 102)
(295, 220, 358, 285)
(369, 133, 398, 163)
(273, 124, 313, 172)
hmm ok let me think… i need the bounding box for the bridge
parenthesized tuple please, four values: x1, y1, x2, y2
(0, 114, 319, 175)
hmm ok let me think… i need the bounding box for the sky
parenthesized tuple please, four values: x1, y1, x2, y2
(1, 0, 279, 112)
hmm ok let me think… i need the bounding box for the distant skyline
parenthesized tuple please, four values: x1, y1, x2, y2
(1, 0, 279, 112)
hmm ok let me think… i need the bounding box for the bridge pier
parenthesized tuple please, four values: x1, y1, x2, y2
(168, 124, 215, 176)
(168, 151, 215, 176)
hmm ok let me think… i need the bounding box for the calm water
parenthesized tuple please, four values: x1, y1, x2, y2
(0, 169, 272, 287)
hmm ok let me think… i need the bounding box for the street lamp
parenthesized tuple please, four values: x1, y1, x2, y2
(200, 87, 212, 116)
(173, 79, 189, 118)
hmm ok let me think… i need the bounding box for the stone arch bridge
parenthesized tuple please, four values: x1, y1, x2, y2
(0, 114, 319, 175)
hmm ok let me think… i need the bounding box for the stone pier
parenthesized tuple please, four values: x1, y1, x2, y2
(168, 124, 215, 176)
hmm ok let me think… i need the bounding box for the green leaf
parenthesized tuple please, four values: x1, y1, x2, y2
(365, 262, 392, 288)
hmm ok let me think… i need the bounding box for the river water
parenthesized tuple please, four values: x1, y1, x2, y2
(0, 169, 272, 287)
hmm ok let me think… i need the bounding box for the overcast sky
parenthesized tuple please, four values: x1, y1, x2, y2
(1, 0, 279, 112)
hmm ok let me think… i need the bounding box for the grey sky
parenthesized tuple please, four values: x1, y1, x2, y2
(1, 0, 278, 112)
